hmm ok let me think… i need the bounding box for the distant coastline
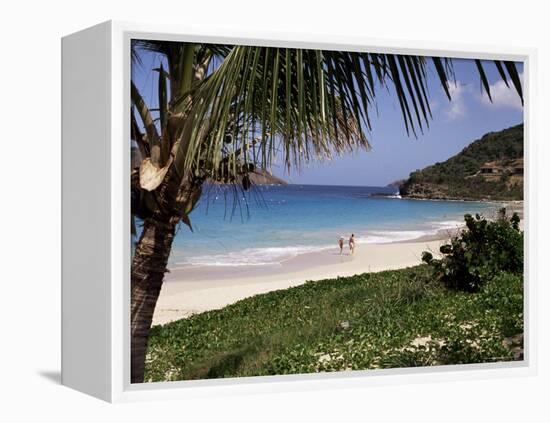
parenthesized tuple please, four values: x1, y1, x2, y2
(397, 124, 523, 202)
(207, 169, 288, 186)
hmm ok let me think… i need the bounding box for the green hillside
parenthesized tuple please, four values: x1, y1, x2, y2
(399, 124, 523, 200)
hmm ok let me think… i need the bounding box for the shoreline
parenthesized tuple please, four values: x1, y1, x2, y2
(166, 225, 464, 281)
(154, 233, 451, 325)
(152, 202, 523, 326)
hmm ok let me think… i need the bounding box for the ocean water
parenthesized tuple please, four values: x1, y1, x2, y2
(164, 184, 496, 268)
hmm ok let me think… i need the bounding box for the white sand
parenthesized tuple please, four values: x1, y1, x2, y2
(152, 238, 448, 325)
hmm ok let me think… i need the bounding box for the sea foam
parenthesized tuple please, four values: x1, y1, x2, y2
(176, 220, 467, 267)
(181, 244, 333, 267)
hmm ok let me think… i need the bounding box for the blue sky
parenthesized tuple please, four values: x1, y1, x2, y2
(133, 49, 523, 187)
(282, 58, 523, 186)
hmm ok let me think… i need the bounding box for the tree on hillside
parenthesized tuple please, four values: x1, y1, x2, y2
(130, 41, 523, 382)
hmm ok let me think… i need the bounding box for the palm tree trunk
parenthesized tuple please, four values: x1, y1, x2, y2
(130, 215, 176, 383)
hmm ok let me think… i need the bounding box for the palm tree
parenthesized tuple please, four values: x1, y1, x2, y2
(130, 40, 523, 383)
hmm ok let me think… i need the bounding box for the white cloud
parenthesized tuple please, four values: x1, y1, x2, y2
(480, 73, 523, 110)
(444, 81, 467, 121)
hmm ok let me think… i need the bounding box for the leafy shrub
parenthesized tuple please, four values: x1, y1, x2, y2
(423, 208, 523, 292)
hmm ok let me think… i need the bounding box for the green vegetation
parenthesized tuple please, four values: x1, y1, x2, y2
(422, 209, 523, 292)
(400, 124, 523, 200)
(145, 212, 524, 381)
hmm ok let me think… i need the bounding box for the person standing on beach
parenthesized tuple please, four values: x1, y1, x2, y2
(338, 236, 344, 254)
(349, 234, 356, 255)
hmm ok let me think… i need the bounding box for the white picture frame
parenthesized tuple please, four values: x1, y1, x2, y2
(61, 20, 538, 403)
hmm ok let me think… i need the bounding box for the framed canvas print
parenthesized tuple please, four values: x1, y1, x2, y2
(61, 21, 537, 402)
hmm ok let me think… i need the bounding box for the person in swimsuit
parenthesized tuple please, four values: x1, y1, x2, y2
(338, 236, 344, 254)
(349, 233, 356, 255)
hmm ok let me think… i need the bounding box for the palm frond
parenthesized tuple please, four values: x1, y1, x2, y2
(174, 48, 445, 176)
(503, 61, 523, 105)
(474, 59, 523, 106)
(131, 81, 163, 166)
(475, 59, 493, 102)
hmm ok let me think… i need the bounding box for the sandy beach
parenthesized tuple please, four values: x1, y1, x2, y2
(153, 235, 451, 325)
(151, 201, 524, 326)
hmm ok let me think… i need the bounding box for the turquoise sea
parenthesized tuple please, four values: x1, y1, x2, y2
(164, 184, 496, 268)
